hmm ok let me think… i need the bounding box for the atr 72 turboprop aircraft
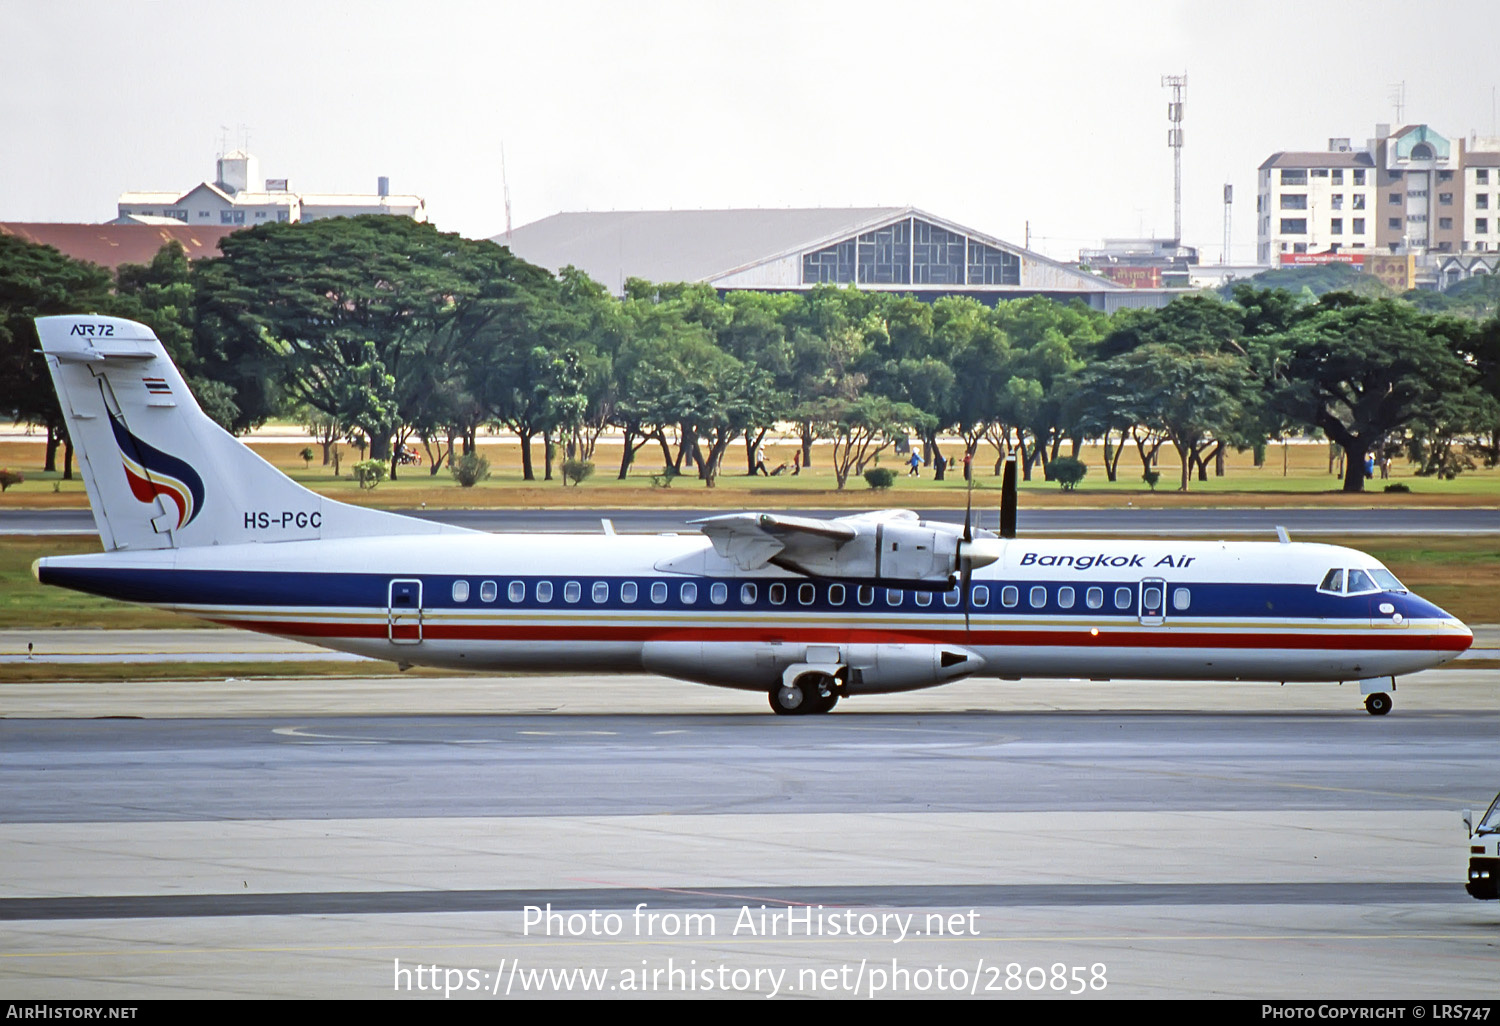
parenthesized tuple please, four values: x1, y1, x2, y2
(32, 315, 1472, 716)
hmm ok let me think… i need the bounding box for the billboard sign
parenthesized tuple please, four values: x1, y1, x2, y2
(1278, 252, 1366, 267)
(1099, 265, 1162, 288)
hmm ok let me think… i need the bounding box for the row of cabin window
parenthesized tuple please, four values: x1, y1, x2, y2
(448, 579, 1193, 612)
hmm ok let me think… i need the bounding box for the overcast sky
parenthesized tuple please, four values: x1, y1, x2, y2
(4, 0, 1497, 263)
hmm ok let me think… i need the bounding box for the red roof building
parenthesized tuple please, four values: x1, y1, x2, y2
(0, 222, 238, 270)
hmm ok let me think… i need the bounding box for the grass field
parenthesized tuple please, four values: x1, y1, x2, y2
(5, 432, 1500, 509)
(5, 533, 1497, 630)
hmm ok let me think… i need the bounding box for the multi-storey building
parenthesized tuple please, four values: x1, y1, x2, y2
(115, 151, 425, 228)
(1258, 125, 1500, 287)
(1257, 140, 1376, 263)
(1466, 146, 1500, 253)
(1372, 125, 1465, 255)
(1078, 237, 1199, 288)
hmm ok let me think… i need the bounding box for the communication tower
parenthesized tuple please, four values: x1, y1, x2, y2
(1222, 184, 1232, 264)
(501, 144, 513, 241)
(1162, 74, 1187, 242)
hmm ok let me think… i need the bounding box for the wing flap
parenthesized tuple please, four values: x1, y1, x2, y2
(692, 512, 857, 571)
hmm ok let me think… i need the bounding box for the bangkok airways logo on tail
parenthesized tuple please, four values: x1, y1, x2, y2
(108, 410, 205, 530)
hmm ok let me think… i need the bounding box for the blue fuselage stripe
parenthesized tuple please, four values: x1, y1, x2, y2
(35, 566, 1448, 622)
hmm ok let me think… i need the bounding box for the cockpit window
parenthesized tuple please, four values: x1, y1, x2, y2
(1320, 567, 1404, 595)
(1479, 792, 1500, 835)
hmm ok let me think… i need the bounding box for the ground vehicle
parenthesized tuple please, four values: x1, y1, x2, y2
(1463, 790, 1500, 899)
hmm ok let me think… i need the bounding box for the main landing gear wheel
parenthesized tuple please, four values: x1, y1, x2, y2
(769, 676, 840, 715)
(770, 682, 808, 715)
(1365, 692, 1392, 716)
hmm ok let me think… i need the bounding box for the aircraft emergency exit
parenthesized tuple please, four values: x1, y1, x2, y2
(31, 315, 1472, 715)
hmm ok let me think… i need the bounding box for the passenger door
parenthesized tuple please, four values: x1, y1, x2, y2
(1138, 577, 1166, 627)
(388, 578, 424, 644)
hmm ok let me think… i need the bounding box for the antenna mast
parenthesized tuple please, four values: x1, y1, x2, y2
(501, 144, 513, 241)
(1162, 74, 1187, 243)
(1222, 184, 1233, 265)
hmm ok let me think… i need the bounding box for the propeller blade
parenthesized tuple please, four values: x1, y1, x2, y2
(963, 464, 975, 543)
(961, 560, 972, 630)
(1000, 454, 1018, 539)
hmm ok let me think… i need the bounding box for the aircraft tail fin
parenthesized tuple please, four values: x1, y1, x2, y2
(35, 315, 466, 551)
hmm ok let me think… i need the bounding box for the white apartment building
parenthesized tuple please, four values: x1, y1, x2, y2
(1256, 141, 1376, 263)
(116, 151, 425, 227)
(1465, 146, 1500, 253)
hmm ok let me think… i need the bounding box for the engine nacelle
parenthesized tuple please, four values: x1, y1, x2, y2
(773, 523, 958, 584)
(870, 524, 959, 582)
(843, 642, 984, 694)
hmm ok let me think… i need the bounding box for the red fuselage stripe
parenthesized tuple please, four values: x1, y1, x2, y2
(212, 618, 1471, 652)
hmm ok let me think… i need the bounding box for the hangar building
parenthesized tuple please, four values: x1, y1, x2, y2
(498, 206, 1179, 311)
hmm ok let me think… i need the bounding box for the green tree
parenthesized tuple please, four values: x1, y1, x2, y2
(1095, 293, 1251, 481)
(202, 216, 558, 477)
(780, 286, 877, 467)
(992, 297, 1102, 479)
(1050, 455, 1088, 490)
(483, 341, 588, 482)
(1096, 343, 1256, 492)
(650, 359, 777, 488)
(804, 395, 928, 490)
(716, 290, 799, 472)
(611, 325, 711, 478)
(1264, 294, 1481, 493)
(114, 242, 244, 429)
(0, 234, 116, 477)
(546, 267, 624, 466)
(940, 297, 1013, 472)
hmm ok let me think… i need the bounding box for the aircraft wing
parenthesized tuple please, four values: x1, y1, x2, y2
(691, 513, 858, 571)
(688, 509, 989, 585)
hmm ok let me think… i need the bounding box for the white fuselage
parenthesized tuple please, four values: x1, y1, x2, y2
(38, 532, 1473, 693)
